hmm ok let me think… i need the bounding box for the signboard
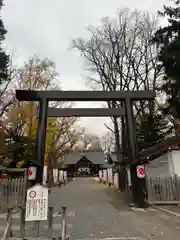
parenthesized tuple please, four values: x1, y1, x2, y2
(99, 170, 102, 179)
(43, 166, 47, 185)
(64, 171, 67, 181)
(25, 184, 48, 221)
(114, 173, 119, 188)
(127, 168, 131, 186)
(136, 165, 145, 179)
(103, 169, 107, 182)
(59, 170, 64, 181)
(53, 169, 58, 184)
(108, 168, 113, 183)
(27, 166, 37, 180)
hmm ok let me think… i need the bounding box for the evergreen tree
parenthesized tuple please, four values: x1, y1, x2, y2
(136, 112, 173, 151)
(4, 134, 36, 168)
(0, 0, 9, 84)
(153, 0, 180, 124)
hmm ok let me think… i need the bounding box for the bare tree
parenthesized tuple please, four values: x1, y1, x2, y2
(16, 56, 59, 91)
(48, 117, 80, 160)
(0, 55, 18, 120)
(6, 56, 79, 144)
(72, 8, 162, 161)
(76, 130, 102, 151)
(46, 117, 81, 185)
(2, 55, 62, 136)
(100, 131, 115, 153)
(1, 55, 80, 166)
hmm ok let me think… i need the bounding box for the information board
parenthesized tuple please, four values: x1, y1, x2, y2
(25, 184, 48, 221)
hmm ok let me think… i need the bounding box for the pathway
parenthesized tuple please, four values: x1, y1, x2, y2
(0, 177, 180, 239)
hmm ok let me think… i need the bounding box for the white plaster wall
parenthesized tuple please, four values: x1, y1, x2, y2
(125, 150, 180, 180)
(171, 150, 180, 176)
(145, 153, 170, 177)
(168, 151, 175, 176)
(145, 150, 180, 177)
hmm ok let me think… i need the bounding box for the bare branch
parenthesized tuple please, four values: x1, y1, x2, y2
(100, 131, 115, 152)
(72, 8, 163, 150)
(104, 123, 115, 133)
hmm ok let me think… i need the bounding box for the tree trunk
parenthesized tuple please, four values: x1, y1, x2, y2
(113, 117, 121, 162)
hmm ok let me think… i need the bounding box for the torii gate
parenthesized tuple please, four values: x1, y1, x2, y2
(16, 90, 155, 207)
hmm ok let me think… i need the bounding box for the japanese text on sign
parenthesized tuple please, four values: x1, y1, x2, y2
(25, 184, 48, 221)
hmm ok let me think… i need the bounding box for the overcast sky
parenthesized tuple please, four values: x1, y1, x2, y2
(2, 0, 170, 136)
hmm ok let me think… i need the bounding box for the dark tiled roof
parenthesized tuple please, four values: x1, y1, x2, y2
(120, 135, 180, 166)
(100, 163, 113, 169)
(63, 151, 105, 165)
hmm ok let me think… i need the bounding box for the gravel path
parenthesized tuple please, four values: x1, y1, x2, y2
(0, 178, 180, 239)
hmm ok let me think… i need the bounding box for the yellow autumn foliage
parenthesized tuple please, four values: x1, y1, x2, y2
(25, 105, 59, 165)
(5, 56, 78, 168)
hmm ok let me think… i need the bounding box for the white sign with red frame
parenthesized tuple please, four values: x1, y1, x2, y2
(136, 165, 145, 178)
(25, 184, 48, 221)
(27, 166, 37, 180)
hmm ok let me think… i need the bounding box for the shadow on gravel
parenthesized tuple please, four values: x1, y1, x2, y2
(104, 187, 132, 211)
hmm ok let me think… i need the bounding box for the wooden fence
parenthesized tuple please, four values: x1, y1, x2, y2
(146, 176, 180, 204)
(0, 178, 26, 211)
(99, 169, 180, 204)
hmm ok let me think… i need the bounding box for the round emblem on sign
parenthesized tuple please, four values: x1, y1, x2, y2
(29, 190, 36, 198)
(136, 165, 145, 178)
(28, 168, 32, 176)
(138, 168, 144, 175)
